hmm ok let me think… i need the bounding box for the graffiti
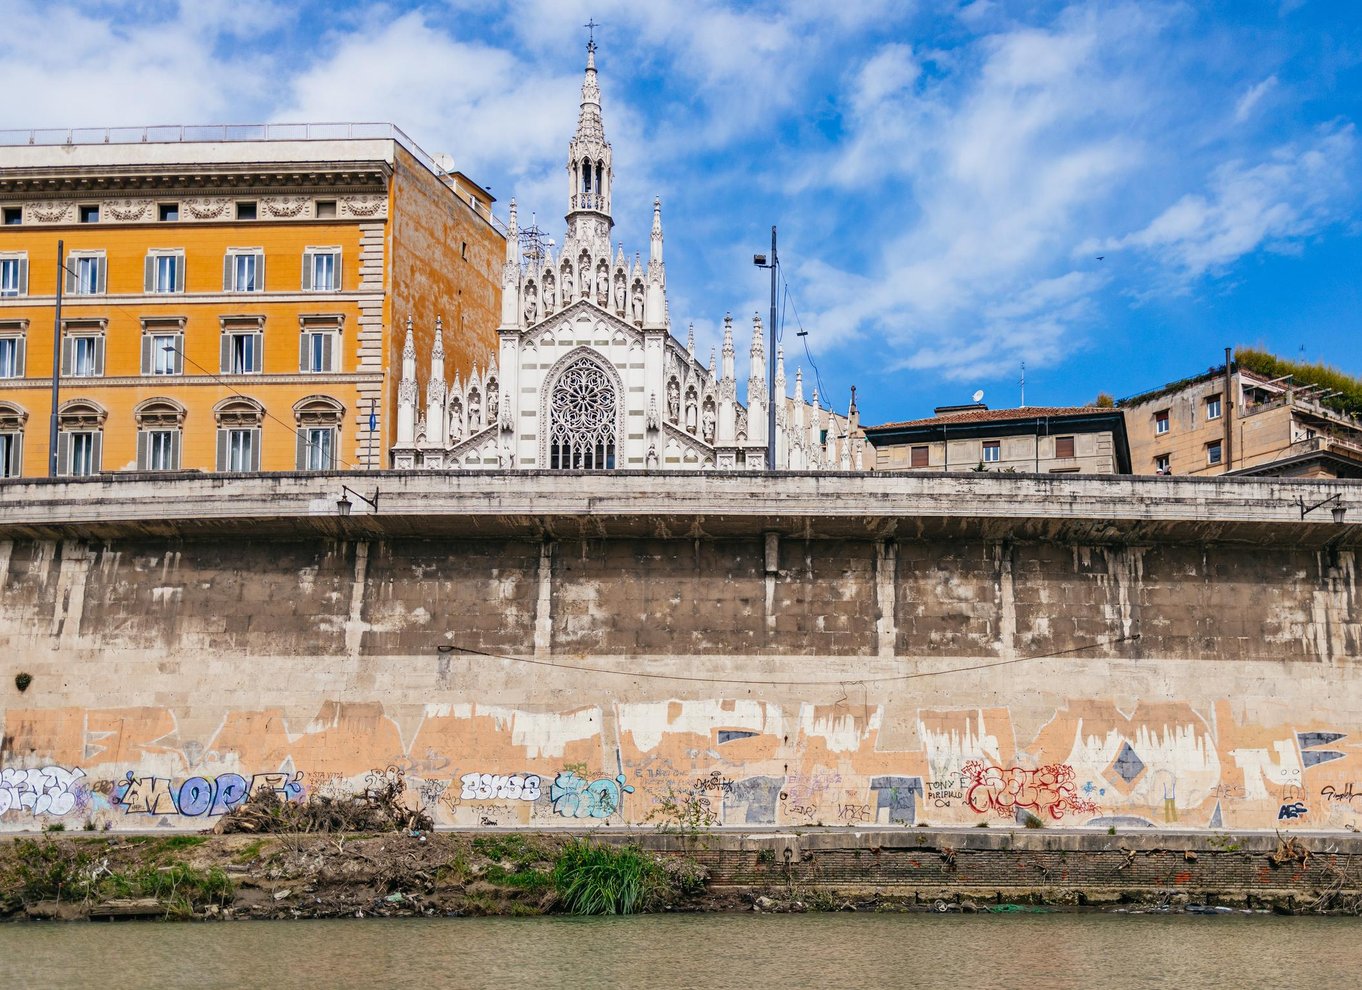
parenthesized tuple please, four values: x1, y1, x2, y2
(961, 762, 1099, 821)
(872, 777, 924, 824)
(549, 770, 634, 819)
(694, 771, 735, 795)
(1278, 802, 1309, 820)
(459, 772, 542, 802)
(838, 803, 872, 824)
(1321, 784, 1362, 806)
(925, 779, 961, 808)
(416, 779, 449, 807)
(727, 776, 783, 825)
(113, 771, 303, 817)
(0, 766, 88, 817)
(784, 771, 841, 806)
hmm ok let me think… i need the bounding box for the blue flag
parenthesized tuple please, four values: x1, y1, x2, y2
(368, 401, 377, 433)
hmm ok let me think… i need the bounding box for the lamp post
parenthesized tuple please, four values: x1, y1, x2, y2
(1299, 493, 1346, 524)
(48, 240, 64, 478)
(753, 226, 777, 470)
(336, 484, 379, 517)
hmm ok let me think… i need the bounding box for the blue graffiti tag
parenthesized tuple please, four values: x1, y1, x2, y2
(550, 771, 635, 819)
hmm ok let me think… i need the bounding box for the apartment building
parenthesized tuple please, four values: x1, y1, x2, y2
(863, 405, 1131, 475)
(0, 123, 501, 477)
(1120, 358, 1362, 479)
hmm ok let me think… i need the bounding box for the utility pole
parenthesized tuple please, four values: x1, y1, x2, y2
(48, 240, 64, 478)
(766, 226, 777, 470)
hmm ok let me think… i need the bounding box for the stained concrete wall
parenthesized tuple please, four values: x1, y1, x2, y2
(0, 472, 1358, 833)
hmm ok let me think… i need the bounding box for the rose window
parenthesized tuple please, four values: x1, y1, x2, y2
(549, 359, 617, 469)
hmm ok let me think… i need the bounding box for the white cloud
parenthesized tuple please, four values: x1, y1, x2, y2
(1234, 75, 1279, 123)
(1100, 123, 1357, 278)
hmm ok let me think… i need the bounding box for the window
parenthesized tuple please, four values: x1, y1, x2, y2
(158, 203, 179, 222)
(1155, 409, 1170, 435)
(910, 445, 929, 468)
(0, 335, 22, 378)
(224, 250, 264, 292)
(303, 248, 340, 292)
(1055, 435, 1076, 459)
(0, 253, 27, 296)
(298, 316, 342, 373)
(140, 320, 184, 376)
(0, 403, 26, 477)
(56, 400, 105, 477)
(79, 204, 99, 224)
(215, 398, 264, 472)
(1155, 454, 1171, 475)
(315, 200, 337, 219)
(134, 399, 185, 472)
(145, 251, 185, 293)
(294, 396, 344, 470)
(548, 358, 618, 469)
(66, 253, 106, 295)
(236, 201, 257, 221)
(982, 440, 1001, 463)
(222, 329, 262, 374)
(1205, 395, 1222, 420)
(2, 207, 21, 226)
(61, 323, 106, 377)
(1206, 441, 1223, 466)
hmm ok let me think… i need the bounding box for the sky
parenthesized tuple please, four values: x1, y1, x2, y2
(3, 0, 1360, 425)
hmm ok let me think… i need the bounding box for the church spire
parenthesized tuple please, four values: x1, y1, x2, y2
(566, 37, 613, 243)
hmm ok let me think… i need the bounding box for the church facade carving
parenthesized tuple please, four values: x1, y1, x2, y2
(392, 41, 865, 471)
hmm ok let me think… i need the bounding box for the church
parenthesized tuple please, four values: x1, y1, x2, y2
(392, 41, 864, 471)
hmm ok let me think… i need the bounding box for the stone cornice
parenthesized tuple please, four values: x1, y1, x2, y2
(0, 372, 383, 389)
(0, 162, 391, 198)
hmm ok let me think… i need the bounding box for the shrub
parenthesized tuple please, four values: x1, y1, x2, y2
(552, 840, 665, 915)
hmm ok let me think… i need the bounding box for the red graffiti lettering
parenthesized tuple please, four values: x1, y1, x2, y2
(961, 762, 1099, 821)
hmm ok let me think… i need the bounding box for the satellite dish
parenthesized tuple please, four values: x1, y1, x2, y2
(433, 153, 455, 174)
(971, 389, 984, 403)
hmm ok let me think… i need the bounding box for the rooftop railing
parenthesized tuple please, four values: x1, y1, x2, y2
(0, 122, 506, 233)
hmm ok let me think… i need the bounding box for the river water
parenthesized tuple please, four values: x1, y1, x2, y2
(1, 912, 1355, 990)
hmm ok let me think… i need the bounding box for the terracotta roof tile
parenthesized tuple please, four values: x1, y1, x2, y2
(866, 406, 1114, 432)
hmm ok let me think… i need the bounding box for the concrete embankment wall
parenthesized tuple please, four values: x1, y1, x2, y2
(0, 472, 1358, 833)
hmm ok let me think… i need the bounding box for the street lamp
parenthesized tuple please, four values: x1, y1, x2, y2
(753, 226, 777, 471)
(1299, 493, 1346, 524)
(336, 484, 379, 517)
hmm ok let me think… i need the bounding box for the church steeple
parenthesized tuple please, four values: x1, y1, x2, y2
(566, 38, 613, 244)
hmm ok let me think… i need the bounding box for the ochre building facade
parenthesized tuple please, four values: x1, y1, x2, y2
(0, 126, 501, 478)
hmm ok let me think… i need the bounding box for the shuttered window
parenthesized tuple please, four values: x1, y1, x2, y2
(224, 251, 265, 292)
(0, 336, 22, 378)
(1055, 436, 1075, 459)
(141, 333, 183, 375)
(61, 335, 104, 377)
(144, 252, 185, 293)
(217, 427, 261, 472)
(982, 441, 1001, 463)
(910, 445, 929, 468)
(0, 432, 21, 477)
(137, 430, 180, 471)
(296, 427, 337, 470)
(0, 254, 26, 297)
(221, 332, 262, 374)
(60, 431, 102, 476)
(302, 249, 341, 291)
(300, 331, 337, 372)
(66, 254, 105, 295)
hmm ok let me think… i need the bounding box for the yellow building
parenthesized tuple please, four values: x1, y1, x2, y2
(0, 124, 502, 477)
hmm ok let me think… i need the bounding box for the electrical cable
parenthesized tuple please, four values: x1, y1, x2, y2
(444, 633, 1141, 687)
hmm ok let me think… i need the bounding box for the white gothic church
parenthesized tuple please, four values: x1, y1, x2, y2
(391, 41, 865, 471)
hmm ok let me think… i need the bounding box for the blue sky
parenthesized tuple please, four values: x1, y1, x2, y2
(4, 0, 1360, 425)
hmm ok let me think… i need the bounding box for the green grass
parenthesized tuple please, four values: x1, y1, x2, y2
(551, 840, 664, 915)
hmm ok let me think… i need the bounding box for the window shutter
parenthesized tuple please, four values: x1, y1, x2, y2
(94, 338, 105, 376)
(57, 432, 70, 475)
(322, 333, 334, 372)
(141, 334, 153, 375)
(328, 428, 338, 469)
(137, 431, 148, 470)
(64, 263, 75, 294)
(223, 254, 233, 291)
(60, 335, 72, 375)
(250, 429, 261, 471)
(170, 431, 181, 471)
(175, 256, 185, 293)
(296, 429, 308, 470)
(301, 251, 313, 291)
(97, 257, 106, 294)
(17, 258, 27, 294)
(216, 429, 228, 471)
(299, 332, 309, 372)
(256, 252, 265, 292)
(173, 336, 184, 374)
(251, 332, 262, 373)
(220, 334, 231, 373)
(90, 432, 102, 473)
(144, 255, 155, 293)
(334, 253, 342, 292)
(14, 337, 24, 376)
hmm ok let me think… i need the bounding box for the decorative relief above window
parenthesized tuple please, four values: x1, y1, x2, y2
(340, 195, 386, 218)
(106, 199, 152, 222)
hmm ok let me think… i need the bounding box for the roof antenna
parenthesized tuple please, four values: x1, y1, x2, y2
(1019, 361, 1026, 409)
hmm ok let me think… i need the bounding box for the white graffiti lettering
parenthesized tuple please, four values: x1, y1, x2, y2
(0, 766, 88, 817)
(459, 772, 542, 802)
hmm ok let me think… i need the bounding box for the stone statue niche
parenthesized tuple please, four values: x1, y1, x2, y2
(487, 378, 499, 426)
(666, 377, 680, 424)
(523, 280, 539, 324)
(702, 396, 716, 443)
(630, 280, 644, 324)
(596, 264, 610, 306)
(448, 397, 464, 440)
(467, 388, 482, 431)
(543, 273, 557, 312)
(561, 265, 575, 305)
(685, 386, 698, 434)
(614, 272, 626, 314)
